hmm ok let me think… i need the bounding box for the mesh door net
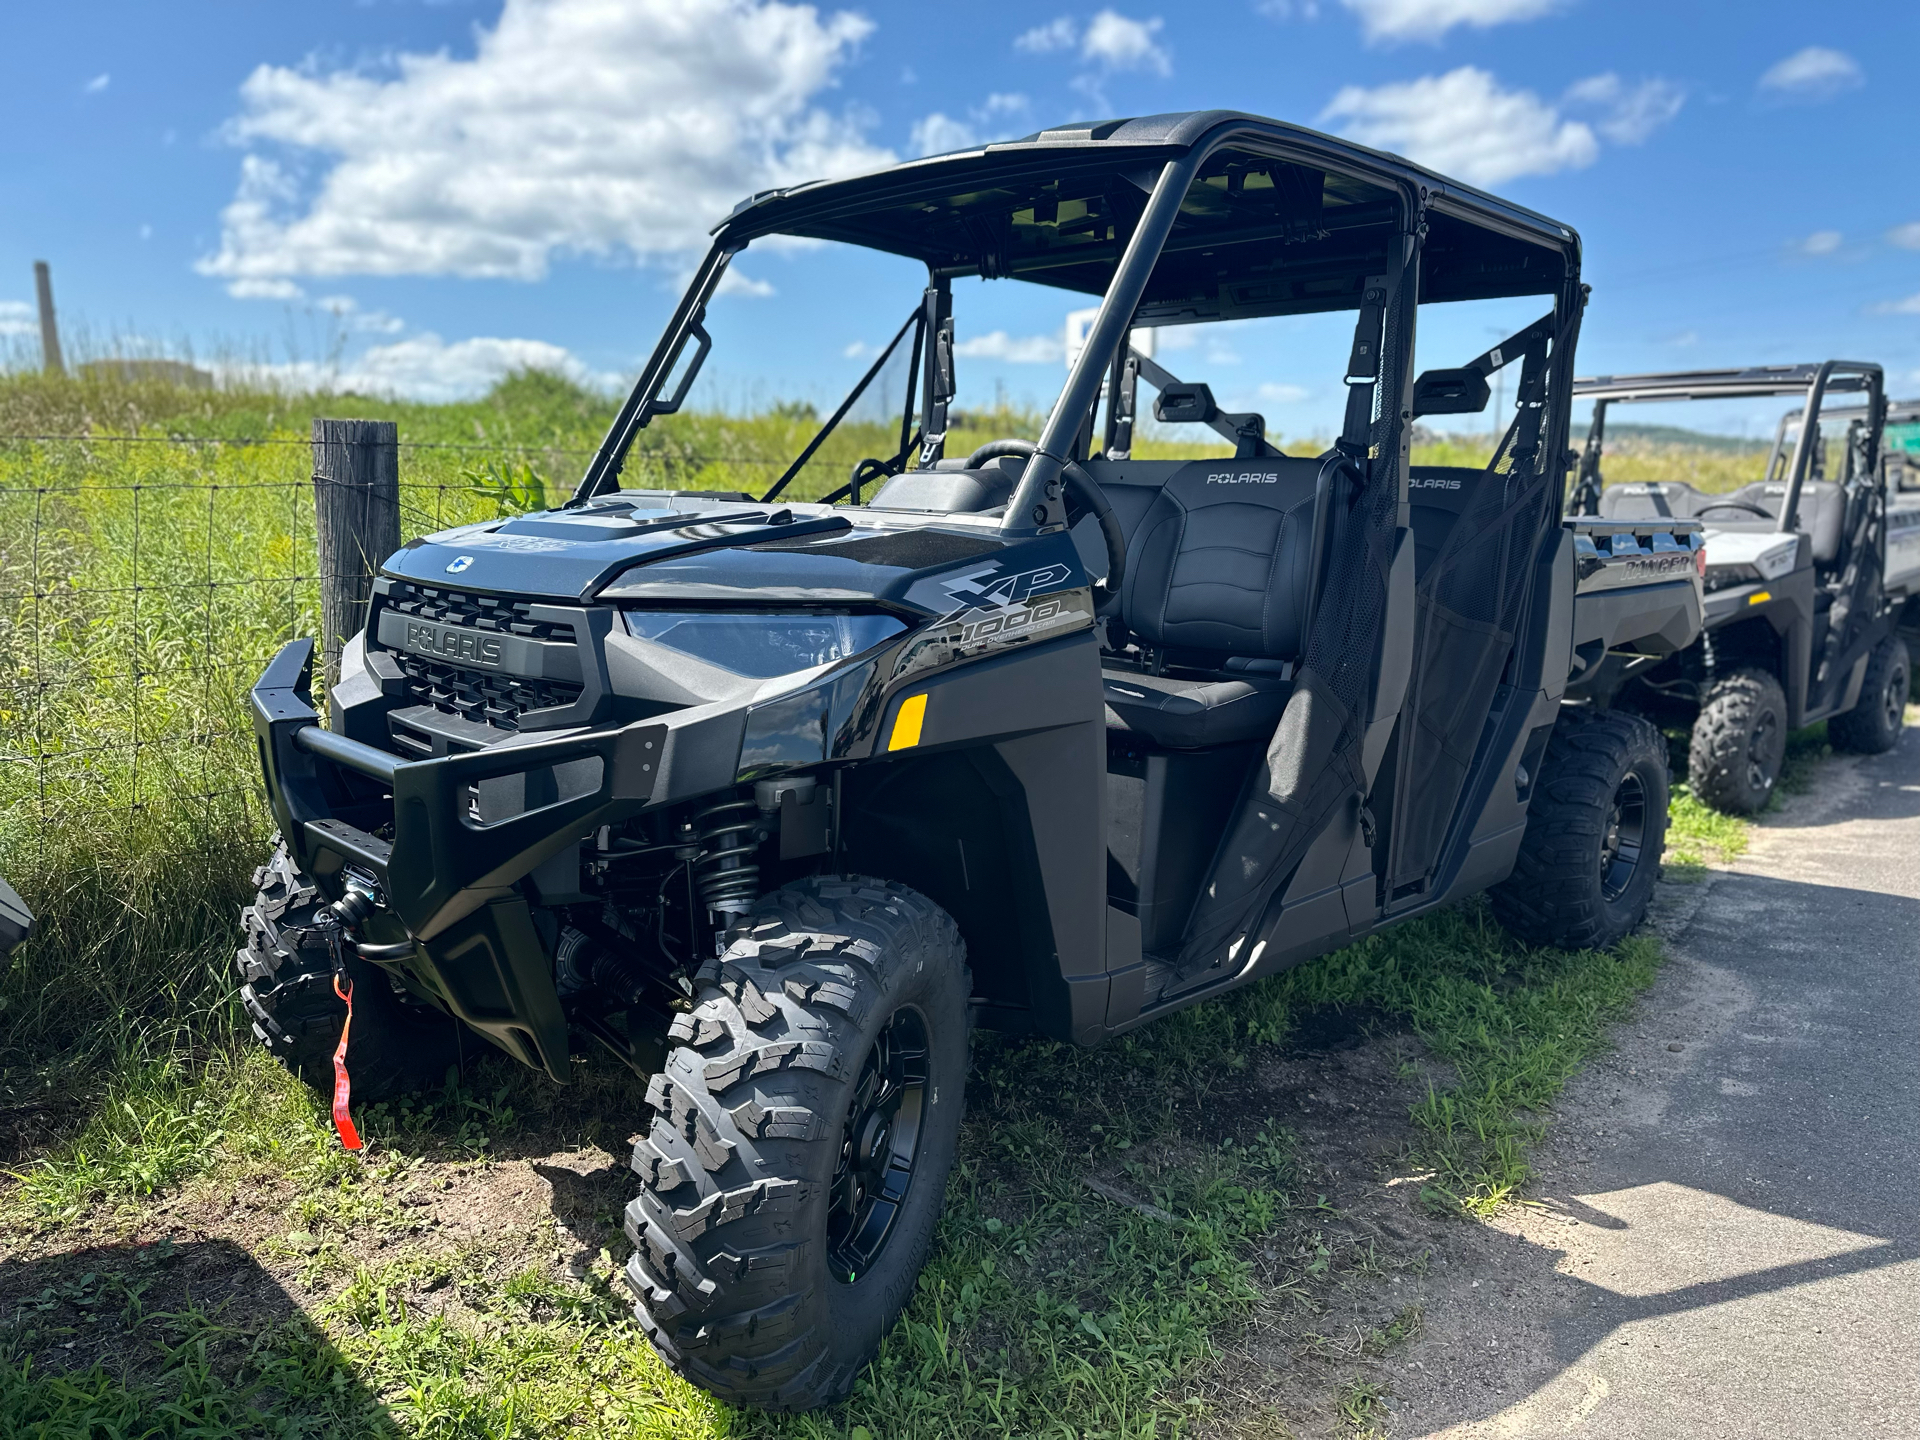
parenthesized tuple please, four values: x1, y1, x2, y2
(1386, 313, 1564, 895)
(1177, 256, 1412, 974)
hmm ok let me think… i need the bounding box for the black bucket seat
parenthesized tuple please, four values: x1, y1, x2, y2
(1101, 458, 1327, 748)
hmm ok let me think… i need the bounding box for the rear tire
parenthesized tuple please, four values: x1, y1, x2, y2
(624, 876, 969, 1412)
(1828, 635, 1908, 755)
(236, 841, 460, 1100)
(1688, 669, 1789, 815)
(1491, 708, 1669, 951)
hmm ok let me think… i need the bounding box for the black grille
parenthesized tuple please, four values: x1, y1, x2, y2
(394, 652, 584, 730)
(383, 581, 578, 643)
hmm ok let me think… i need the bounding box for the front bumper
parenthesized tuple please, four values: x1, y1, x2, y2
(252, 639, 732, 1079)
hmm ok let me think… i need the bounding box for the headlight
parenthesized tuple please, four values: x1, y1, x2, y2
(620, 611, 906, 677)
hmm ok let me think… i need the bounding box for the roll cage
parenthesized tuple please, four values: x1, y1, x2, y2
(572, 109, 1584, 537)
(1569, 363, 1888, 532)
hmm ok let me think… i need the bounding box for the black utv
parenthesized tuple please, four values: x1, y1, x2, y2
(238, 110, 1703, 1410)
(1569, 365, 1909, 812)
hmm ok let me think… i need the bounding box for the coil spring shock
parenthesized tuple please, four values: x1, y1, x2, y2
(692, 794, 761, 920)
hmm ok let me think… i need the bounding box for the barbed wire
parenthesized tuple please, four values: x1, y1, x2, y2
(0, 432, 789, 463)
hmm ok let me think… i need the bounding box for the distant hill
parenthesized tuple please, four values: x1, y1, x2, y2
(1598, 423, 1771, 455)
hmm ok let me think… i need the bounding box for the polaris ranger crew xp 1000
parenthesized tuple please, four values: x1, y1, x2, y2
(238, 111, 1703, 1410)
(1569, 365, 1907, 812)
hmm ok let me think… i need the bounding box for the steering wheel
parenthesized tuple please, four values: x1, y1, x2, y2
(1697, 500, 1774, 520)
(967, 440, 1126, 608)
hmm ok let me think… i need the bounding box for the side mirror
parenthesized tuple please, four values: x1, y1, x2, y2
(1411, 367, 1491, 418)
(1154, 382, 1218, 425)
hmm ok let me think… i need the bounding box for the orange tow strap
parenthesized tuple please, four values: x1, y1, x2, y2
(331, 973, 364, 1151)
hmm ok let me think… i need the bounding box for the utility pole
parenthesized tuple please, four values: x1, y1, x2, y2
(34, 262, 65, 375)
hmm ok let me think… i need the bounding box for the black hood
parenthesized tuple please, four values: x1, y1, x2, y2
(384, 494, 854, 601)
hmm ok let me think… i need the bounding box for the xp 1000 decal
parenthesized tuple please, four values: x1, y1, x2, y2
(893, 558, 1093, 680)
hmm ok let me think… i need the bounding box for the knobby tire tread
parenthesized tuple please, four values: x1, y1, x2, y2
(1688, 669, 1787, 815)
(235, 838, 458, 1100)
(623, 875, 968, 1412)
(1491, 708, 1668, 951)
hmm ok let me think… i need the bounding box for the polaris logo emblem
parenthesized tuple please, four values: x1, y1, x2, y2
(404, 620, 503, 667)
(1410, 476, 1461, 490)
(446, 555, 475, 573)
(1206, 472, 1282, 484)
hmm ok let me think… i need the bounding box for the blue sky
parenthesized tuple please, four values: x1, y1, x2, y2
(4, 0, 1917, 439)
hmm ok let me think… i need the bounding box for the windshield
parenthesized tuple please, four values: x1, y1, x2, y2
(1578, 393, 1864, 506)
(583, 240, 1373, 507)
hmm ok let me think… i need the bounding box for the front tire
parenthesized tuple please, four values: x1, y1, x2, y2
(1688, 669, 1788, 815)
(624, 876, 969, 1411)
(236, 841, 460, 1100)
(1828, 635, 1908, 755)
(1491, 708, 1669, 950)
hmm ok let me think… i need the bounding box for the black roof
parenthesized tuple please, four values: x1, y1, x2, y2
(713, 110, 1579, 323)
(1574, 364, 1883, 403)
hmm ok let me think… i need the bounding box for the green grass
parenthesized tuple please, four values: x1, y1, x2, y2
(0, 369, 1787, 1435)
(2, 904, 1673, 1437)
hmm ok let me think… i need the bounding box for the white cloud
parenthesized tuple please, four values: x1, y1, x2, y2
(713, 269, 776, 298)
(0, 300, 35, 338)
(1014, 11, 1169, 109)
(1564, 73, 1685, 145)
(1759, 47, 1863, 101)
(1082, 11, 1170, 74)
(1341, 0, 1558, 44)
(911, 113, 981, 157)
(842, 339, 874, 358)
(1797, 230, 1843, 256)
(1256, 382, 1310, 404)
(1875, 294, 1920, 316)
(83, 73, 110, 94)
(240, 333, 617, 402)
(1887, 222, 1920, 250)
(1256, 0, 1320, 19)
(1015, 17, 1079, 53)
(198, 0, 892, 289)
(954, 330, 1065, 364)
(227, 276, 307, 301)
(909, 94, 1030, 157)
(1321, 67, 1597, 187)
(315, 294, 406, 334)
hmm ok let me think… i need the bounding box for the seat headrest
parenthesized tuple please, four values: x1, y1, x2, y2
(1733, 480, 1846, 563)
(1596, 482, 1709, 519)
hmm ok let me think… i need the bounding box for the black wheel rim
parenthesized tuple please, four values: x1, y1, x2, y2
(1746, 708, 1779, 794)
(1600, 771, 1648, 902)
(1884, 666, 1907, 734)
(828, 1006, 929, 1283)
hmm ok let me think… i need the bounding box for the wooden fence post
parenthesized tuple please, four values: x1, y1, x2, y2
(312, 418, 400, 696)
(34, 261, 64, 375)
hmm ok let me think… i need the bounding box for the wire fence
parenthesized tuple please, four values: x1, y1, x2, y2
(0, 429, 793, 860)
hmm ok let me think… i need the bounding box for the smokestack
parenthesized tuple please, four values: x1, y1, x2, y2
(34, 261, 65, 375)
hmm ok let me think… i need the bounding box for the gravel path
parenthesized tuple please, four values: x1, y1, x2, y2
(1380, 727, 1920, 1438)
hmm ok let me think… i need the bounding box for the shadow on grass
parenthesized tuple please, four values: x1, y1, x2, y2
(1, 1237, 398, 1438)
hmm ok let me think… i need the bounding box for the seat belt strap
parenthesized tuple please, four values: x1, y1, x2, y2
(1337, 275, 1389, 463)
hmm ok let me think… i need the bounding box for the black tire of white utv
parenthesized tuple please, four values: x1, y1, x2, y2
(624, 877, 969, 1412)
(1828, 635, 1909, 755)
(236, 841, 460, 1100)
(1687, 669, 1790, 815)
(1490, 708, 1669, 951)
